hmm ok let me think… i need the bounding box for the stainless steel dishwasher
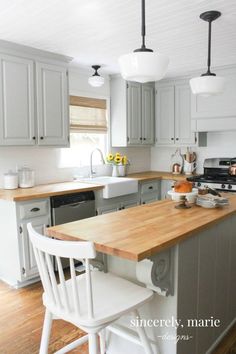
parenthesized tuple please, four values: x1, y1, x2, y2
(51, 191, 95, 225)
(50, 191, 96, 269)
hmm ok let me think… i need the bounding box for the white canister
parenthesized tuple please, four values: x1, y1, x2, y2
(3, 171, 18, 189)
(18, 167, 35, 188)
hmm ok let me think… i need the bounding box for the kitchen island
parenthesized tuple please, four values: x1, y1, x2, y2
(47, 196, 236, 354)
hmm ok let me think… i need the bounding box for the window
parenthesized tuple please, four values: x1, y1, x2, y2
(60, 96, 108, 167)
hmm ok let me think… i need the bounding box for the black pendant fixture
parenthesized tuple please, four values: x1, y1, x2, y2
(119, 0, 169, 83)
(190, 10, 225, 96)
(88, 65, 105, 87)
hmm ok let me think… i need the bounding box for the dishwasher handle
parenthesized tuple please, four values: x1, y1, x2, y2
(57, 201, 87, 208)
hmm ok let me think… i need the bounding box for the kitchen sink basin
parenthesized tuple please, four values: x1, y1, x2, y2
(76, 176, 138, 199)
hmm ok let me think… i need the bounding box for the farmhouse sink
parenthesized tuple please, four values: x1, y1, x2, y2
(77, 176, 138, 199)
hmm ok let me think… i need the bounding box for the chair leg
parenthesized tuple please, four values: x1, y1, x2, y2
(39, 309, 53, 354)
(99, 329, 106, 354)
(88, 333, 99, 354)
(132, 310, 153, 354)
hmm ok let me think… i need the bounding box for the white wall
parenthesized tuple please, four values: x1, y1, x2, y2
(0, 67, 151, 187)
(151, 131, 236, 174)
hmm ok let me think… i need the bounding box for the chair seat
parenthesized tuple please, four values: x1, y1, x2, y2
(43, 271, 153, 329)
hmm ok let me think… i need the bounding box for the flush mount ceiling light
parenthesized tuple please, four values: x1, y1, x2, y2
(118, 0, 169, 83)
(190, 11, 225, 96)
(88, 65, 105, 87)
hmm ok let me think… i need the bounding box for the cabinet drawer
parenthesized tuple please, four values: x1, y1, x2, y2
(19, 200, 49, 220)
(141, 193, 158, 205)
(140, 180, 158, 194)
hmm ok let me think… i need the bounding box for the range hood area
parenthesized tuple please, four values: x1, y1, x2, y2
(190, 67, 236, 133)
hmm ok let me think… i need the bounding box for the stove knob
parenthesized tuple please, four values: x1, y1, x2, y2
(228, 184, 232, 190)
(197, 182, 201, 187)
(221, 184, 226, 189)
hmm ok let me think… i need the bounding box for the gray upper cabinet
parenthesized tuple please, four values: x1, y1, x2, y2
(127, 82, 142, 145)
(36, 62, 69, 146)
(0, 54, 35, 145)
(0, 42, 70, 147)
(111, 76, 155, 147)
(175, 82, 196, 145)
(142, 84, 155, 145)
(156, 84, 175, 145)
(156, 80, 196, 146)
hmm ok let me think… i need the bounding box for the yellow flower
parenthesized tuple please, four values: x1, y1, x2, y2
(106, 153, 114, 162)
(122, 156, 128, 165)
(114, 156, 122, 164)
(115, 152, 121, 158)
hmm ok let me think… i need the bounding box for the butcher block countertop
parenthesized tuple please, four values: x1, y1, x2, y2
(0, 182, 104, 201)
(128, 171, 188, 181)
(0, 171, 189, 202)
(46, 194, 236, 262)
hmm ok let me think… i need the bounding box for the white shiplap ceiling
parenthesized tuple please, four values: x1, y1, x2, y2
(0, 0, 236, 77)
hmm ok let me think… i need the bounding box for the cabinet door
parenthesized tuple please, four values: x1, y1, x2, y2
(0, 54, 35, 145)
(156, 85, 175, 145)
(175, 83, 196, 145)
(142, 83, 155, 145)
(96, 203, 121, 215)
(36, 62, 69, 146)
(141, 193, 158, 205)
(127, 82, 142, 145)
(122, 199, 139, 209)
(20, 216, 50, 279)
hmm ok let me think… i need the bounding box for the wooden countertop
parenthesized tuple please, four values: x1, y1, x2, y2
(46, 194, 236, 262)
(0, 171, 190, 202)
(128, 171, 189, 182)
(0, 182, 104, 201)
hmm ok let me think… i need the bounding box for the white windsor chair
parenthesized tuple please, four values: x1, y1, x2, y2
(27, 223, 154, 354)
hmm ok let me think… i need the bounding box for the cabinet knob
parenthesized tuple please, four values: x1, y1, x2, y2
(140, 137, 142, 141)
(40, 136, 44, 140)
(176, 138, 179, 141)
(32, 136, 36, 140)
(171, 138, 174, 140)
(143, 138, 146, 141)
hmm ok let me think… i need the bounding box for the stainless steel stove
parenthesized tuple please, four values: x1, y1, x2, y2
(187, 158, 236, 192)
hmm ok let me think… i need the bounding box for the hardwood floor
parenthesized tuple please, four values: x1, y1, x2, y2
(0, 280, 87, 354)
(0, 279, 235, 354)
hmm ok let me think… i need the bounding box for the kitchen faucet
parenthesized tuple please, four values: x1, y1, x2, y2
(89, 148, 105, 178)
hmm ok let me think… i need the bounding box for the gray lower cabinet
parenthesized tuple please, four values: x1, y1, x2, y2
(17, 199, 51, 281)
(20, 217, 50, 279)
(96, 197, 139, 215)
(110, 76, 155, 147)
(139, 180, 160, 204)
(0, 197, 51, 287)
(161, 179, 175, 200)
(0, 43, 70, 147)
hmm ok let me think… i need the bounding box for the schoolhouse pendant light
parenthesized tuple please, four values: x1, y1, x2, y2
(190, 11, 225, 96)
(88, 65, 105, 87)
(118, 0, 169, 83)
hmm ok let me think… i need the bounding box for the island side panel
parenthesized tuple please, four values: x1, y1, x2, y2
(228, 215, 236, 323)
(177, 214, 236, 354)
(176, 234, 199, 354)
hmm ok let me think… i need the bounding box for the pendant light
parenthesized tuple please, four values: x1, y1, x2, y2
(118, 0, 169, 83)
(88, 65, 105, 87)
(190, 11, 225, 96)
